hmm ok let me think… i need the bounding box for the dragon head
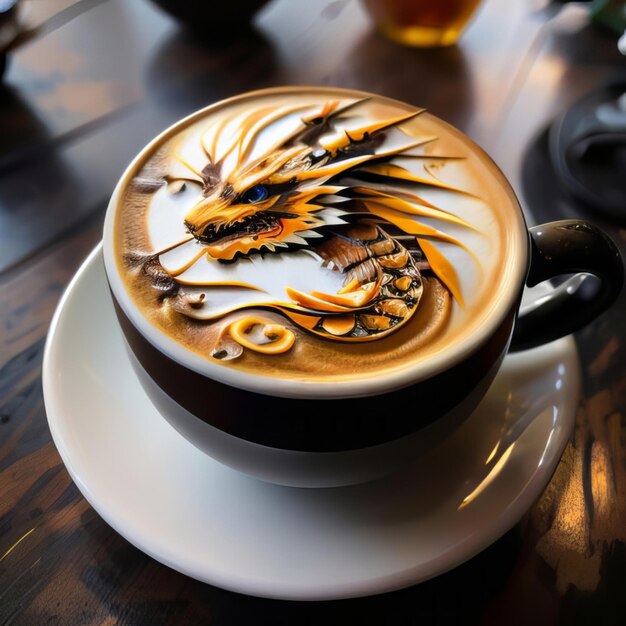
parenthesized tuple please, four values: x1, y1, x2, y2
(181, 99, 422, 260)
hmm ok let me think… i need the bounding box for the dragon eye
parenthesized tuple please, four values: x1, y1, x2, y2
(242, 184, 269, 204)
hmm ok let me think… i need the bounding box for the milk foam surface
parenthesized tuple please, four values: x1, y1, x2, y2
(112, 89, 525, 381)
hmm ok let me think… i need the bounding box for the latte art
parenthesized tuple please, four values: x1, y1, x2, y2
(114, 89, 514, 380)
(144, 99, 473, 353)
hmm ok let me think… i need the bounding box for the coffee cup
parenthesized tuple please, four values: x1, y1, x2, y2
(102, 87, 623, 487)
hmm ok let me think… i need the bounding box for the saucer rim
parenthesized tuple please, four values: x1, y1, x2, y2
(43, 244, 579, 600)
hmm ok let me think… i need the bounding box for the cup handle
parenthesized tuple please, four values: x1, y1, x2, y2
(510, 219, 624, 352)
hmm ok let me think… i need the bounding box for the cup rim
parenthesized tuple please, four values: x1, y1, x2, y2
(102, 85, 529, 400)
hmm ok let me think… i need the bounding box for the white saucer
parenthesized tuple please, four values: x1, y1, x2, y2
(43, 246, 580, 601)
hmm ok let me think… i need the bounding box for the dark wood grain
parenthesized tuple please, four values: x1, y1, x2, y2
(1, 0, 626, 624)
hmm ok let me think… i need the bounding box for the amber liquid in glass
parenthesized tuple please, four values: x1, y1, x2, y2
(363, 0, 481, 47)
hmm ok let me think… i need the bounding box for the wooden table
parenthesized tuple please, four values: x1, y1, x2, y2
(1, 0, 625, 623)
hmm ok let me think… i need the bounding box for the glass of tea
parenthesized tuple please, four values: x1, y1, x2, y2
(362, 0, 482, 47)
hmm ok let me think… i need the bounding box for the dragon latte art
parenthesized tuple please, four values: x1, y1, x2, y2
(115, 90, 507, 379)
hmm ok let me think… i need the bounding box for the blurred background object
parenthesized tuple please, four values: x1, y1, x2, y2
(591, 0, 626, 33)
(361, 0, 482, 47)
(148, 0, 270, 36)
(550, 82, 626, 219)
(547, 0, 626, 219)
(0, 0, 20, 78)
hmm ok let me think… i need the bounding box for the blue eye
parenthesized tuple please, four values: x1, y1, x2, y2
(243, 184, 269, 204)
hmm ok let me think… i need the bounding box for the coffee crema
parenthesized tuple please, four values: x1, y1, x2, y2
(114, 88, 520, 381)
